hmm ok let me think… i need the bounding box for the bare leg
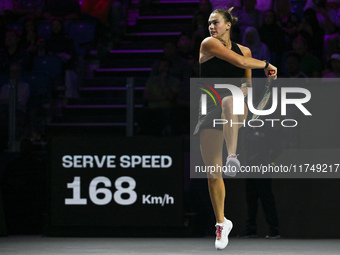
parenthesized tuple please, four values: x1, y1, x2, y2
(200, 129, 225, 223)
(221, 96, 248, 155)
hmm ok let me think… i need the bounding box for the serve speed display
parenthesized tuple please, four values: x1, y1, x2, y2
(49, 136, 183, 227)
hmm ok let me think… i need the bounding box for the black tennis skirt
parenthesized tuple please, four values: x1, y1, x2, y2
(193, 89, 232, 135)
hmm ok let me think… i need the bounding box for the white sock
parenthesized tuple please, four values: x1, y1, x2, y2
(216, 217, 227, 225)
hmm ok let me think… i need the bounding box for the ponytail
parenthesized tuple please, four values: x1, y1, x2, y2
(212, 7, 238, 25)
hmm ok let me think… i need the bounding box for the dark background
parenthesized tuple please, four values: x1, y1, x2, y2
(0, 0, 340, 238)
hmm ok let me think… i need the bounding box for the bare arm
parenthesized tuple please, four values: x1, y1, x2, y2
(239, 45, 252, 84)
(200, 37, 277, 79)
(239, 45, 252, 97)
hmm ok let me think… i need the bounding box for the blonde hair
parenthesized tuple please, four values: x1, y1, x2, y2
(212, 7, 238, 25)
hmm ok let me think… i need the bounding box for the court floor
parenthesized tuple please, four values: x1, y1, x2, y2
(0, 236, 339, 255)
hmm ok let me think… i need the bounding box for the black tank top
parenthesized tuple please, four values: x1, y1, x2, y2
(200, 41, 245, 78)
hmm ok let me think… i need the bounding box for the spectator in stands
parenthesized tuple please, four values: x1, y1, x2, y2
(234, 0, 263, 35)
(242, 26, 271, 77)
(304, 0, 337, 35)
(259, 10, 285, 67)
(19, 18, 41, 58)
(333, 1, 340, 31)
(255, 0, 273, 12)
(291, 35, 322, 77)
(324, 30, 340, 60)
(81, 0, 121, 41)
(282, 51, 308, 78)
(43, 0, 81, 21)
(192, 11, 210, 53)
(142, 59, 180, 135)
(0, 63, 30, 114)
(274, 0, 300, 47)
(199, 0, 212, 16)
(46, 19, 78, 100)
(151, 41, 191, 82)
(323, 53, 340, 78)
(299, 8, 324, 60)
(242, 26, 271, 60)
(177, 32, 195, 65)
(192, 0, 212, 52)
(81, 0, 112, 25)
(46, 19, 76, 72)
(0, 30, 30, 73)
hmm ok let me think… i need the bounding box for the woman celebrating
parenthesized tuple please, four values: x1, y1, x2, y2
(194, 8, 277, 250)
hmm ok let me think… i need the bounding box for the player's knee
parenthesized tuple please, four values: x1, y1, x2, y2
(207, 173, 223, 180)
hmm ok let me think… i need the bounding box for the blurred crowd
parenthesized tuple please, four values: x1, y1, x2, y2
(141, 0, 340, 138)
(0, 0, 340, 149)
(0, 0, 126, 150)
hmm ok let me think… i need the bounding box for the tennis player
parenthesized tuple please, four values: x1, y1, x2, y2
(193, 8, 277, 250)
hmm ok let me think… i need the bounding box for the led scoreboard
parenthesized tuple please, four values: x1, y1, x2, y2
(49, 136, 183, 229)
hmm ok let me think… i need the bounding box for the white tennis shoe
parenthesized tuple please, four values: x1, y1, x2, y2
(224, 154, 240, 177)
(215, 217, 233, 250)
